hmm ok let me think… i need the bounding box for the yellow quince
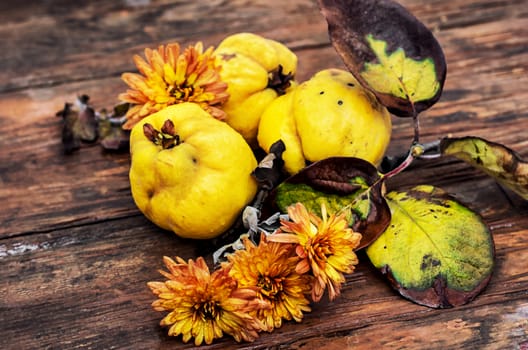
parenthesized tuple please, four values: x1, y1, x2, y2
(129, 102, 258, 239)
(214, 32, 298, 146)
(258, 68, 392, 174)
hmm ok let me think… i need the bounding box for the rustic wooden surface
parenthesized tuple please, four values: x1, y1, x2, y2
(1, 0, 527, 349)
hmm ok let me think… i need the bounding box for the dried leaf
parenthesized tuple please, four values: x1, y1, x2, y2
(98, 103, 130, 152)
(252, 140, 286, 191)
(56, 103, 81, 154)
(270, 157, 391, 249)
(441, 136, 528, 200)
(318, 0, 446, 117)
(367, 185, 495, 308)
(56, 95, 97, 153)
(76, 96, 98, 142)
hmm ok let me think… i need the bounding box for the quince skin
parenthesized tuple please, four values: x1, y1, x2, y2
(129, 103, 258, 239)
(258, 68, 392, 174)
(214, 32, 297, 146)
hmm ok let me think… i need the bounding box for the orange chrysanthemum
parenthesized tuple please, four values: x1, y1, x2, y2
(224, 235, 312, 332)
(147, 256, 267, 345)
(269, 203, 362, 302)
(119, 42, 229, 129)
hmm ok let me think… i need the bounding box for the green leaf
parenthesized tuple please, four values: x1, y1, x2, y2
(270, 157, 391, 249)
(318, 0, 446, 117)
(441, 136, 528, 200)
(366, 185, 495, 308)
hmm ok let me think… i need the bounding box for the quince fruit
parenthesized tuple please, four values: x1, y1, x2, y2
(129, 102, 258, 239)
(214, 32, 297, 146)
(258, 68, 392, 174)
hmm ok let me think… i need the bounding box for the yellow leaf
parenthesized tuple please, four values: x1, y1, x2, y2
(366, 185, 494, 308)
(441, 136, 528, 200)
(361, 35, 440, 103)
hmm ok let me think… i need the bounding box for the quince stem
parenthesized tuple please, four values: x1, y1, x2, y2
(143, 119, 181, 149)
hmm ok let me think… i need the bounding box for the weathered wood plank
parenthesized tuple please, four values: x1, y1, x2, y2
(283, 300, 528, 349)
(0, 0, 325, 93)
(1, 0, 526, 93)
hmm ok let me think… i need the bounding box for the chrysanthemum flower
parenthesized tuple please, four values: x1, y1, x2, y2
(119, 42, 229, 129)
(224, 235, 312, 332)
(147, 256, 267, 345)
(268, 202, 362, 302)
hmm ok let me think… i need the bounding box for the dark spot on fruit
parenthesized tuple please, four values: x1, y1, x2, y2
(220, 53, 237, 61)
(147, 189, 155, 199)
(337, 100, 343, 105)
(319, 91, 325, 95)
(192, 157, 198, 164)
(383, 246, 387, 249)
(347, 82, 355, 87)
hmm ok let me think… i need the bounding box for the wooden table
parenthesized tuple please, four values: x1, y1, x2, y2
(1, 0, 527, 349)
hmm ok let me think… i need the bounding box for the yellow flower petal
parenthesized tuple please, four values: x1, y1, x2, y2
(147, 256, 266, 344)
(295, 258, 311, 274)
(119, 42, 229, 129)
(133, 55, 154, 77)
(226, 235, 312, 332)
(277, 202, 362, 301)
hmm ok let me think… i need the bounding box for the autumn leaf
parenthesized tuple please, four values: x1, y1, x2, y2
(318, 0, 446, 117)
(56, 95, 98, 154)
(441, 136, 528, 200)
(98, 103, 131, 152)
(366, 185, 494, 308)
(252, 140, 286, 191)
(362, 35, 441, 104)
(270, 157, 391, 249)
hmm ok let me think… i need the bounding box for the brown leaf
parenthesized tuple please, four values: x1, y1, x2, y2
(56, 95, 97, 154)
(97, 103, 130, 152)
(318, 0, 446, 117)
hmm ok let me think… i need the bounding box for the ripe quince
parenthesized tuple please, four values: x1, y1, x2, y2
(129, 103, 258, 239)
(258, 68, 392, 174)
(214, 32, 298, 146)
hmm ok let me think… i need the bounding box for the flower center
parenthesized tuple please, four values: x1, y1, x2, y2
(258, 275, 283, 298)
(169, 84, 196, 101)
(196, 300, 220, 320)
(311, 237, 334, 262)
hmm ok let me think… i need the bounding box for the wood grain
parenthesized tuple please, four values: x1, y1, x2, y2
(1, 0, 527, 349)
